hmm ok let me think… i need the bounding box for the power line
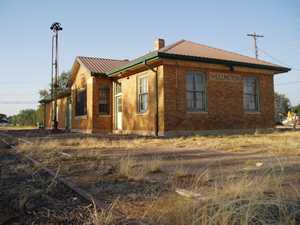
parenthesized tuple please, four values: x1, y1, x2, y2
(276, 81, 300, 86)
(0, 83, 43, 86)
(258, 47, 300, 72)
(257, 47, 300, 85)
(0, 101, 37, 104)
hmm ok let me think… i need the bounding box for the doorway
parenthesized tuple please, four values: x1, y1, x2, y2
(116, 95, 122, 130)
(65, 98, 72, 130)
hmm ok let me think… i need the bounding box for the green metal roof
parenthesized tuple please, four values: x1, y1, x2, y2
(39, 89, 71, 104)
(108, 51, 159, 76)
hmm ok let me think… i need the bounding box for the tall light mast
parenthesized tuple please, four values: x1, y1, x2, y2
(50, 22, 63, 130)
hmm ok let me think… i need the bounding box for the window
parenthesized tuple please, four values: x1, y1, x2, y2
(244, 77, 260, 112)
(115, 82, 122, 94)
(99, 85, 110, 115)
(186, 72, 207, 111)
(75, 88, 87, 116)
(137, 76, 148, 113)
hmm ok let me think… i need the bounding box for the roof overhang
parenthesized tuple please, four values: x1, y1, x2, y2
(107, 51, 290, 77)
(68, 58, 81, 87)
(39, 90, 71, 104)
(158, 52, 291, 74)
(39, 98, 52, 104)
(90, 72, 107, 77)
(108, 52, 159, 77)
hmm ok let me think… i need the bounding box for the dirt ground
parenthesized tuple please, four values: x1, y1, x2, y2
(1, 128, 300, 224)
(0, 147, 94, 224)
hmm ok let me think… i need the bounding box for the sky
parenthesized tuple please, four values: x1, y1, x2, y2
(0, 0, 299, 116)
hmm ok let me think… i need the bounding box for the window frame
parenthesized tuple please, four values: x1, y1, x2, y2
(243, 76, 260, 112)
(115, 82, 122, 95)
(137, 74, 149, 113)
(98, 85, 111, 115)
(186, 71, 207, 112)
(75, 88, 87, 117)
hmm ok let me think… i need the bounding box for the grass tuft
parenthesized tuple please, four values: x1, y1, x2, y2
(174, 163, 191, 178)
(145, 158, 163, 174)
(118, 156, 145, 180)
(144, 170, 300, 225)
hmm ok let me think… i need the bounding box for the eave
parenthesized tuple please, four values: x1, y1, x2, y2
(108, 51, 159, 77)
(107, 51, 290, 77)
(158, 52, 291, 74)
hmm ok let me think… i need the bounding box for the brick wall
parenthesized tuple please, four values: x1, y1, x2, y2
(44, 102, 52, 128)
(162, 60, 275, 134)
(70, 63, 113, 133)
(92, 77, 113, 132)
(45, 58, 277, 135)
(115, 67, 164, 135)
(57, 97, 68, 129)
(43, 96, 69, 129)
(71, 64, 91, 132)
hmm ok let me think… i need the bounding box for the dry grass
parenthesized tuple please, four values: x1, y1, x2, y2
(89, 200, 116, 225)
(0, 126, 36, 130)
(17, 131, 300, 156)
(118, 156, 145, 180)
(12, 131, 300, 224)
(166, 131, 300, 155)
(143, 169, 300, 225)
(118, 156, 136, 178)
(118, 156, 163, 180)
(174, 163, 191, 178)
(145, 157, 163, 174)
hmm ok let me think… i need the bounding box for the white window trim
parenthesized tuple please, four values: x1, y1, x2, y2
(113, 82, 123, 129)
(137, 74, 149, 113)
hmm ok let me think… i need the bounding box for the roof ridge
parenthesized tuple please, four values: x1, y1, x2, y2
(184, 40, 280, 67)
(159, 39, 186, 52)
(77, 56, 129, 61)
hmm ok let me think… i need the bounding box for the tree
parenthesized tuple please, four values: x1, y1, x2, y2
(274, 92, 291, 123)
(8, 109, 43, 126)
(0, 113, 7, 120)
(57, 71, 70, 93)
(293, 104, 300, 114)
(39, 89, 50, 99)
(39, 70, 71, 100)
(35, 105, 44, 125)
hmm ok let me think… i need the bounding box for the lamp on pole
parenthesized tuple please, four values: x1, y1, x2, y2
(50, 22, 63, 130)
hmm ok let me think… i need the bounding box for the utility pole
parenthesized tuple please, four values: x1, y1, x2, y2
(247, 32, 264, 59)
(50, 22, 63, 130)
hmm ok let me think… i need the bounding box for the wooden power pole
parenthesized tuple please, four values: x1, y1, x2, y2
(247, 32, 264, 59)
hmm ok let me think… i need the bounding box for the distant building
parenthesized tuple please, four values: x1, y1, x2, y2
(40, 39, 290, 136)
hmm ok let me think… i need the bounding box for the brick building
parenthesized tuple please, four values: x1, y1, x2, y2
(41, 39, 290, 136)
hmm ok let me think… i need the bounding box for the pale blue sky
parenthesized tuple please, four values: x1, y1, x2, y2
(0, 0, 299, 115)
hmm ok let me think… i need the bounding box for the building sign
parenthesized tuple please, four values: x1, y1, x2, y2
(209, 72, 242, 82)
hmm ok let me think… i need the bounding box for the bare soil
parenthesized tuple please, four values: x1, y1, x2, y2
(0, 133, 96, 224)
(1, 129, 300, 224)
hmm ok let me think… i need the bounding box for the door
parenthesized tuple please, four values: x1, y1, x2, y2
(65, 103, 69, 129)
(65, 98, 72, 130)
(116, 95, 122, 130)
(68, 101, 72, 129)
